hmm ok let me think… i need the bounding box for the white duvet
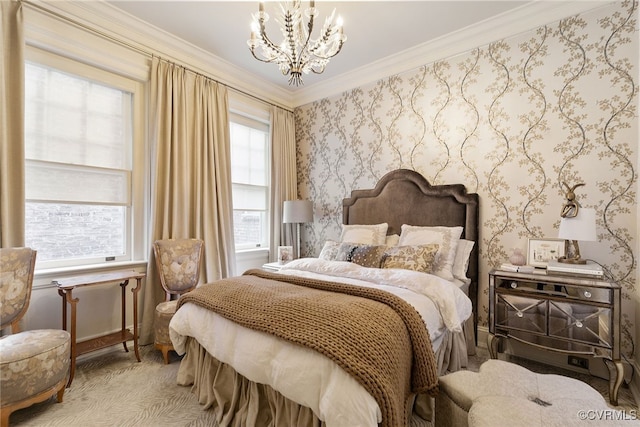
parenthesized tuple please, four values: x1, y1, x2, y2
(170, 258, 472, 427)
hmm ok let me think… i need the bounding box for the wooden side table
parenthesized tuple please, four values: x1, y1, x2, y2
(55, 269, 145, 387)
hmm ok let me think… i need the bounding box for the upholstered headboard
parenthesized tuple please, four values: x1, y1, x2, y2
(343, 169, 480, 340)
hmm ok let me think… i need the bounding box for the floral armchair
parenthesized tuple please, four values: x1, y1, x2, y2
(153, 238, 204, 364)
(0, 248, 71, 427)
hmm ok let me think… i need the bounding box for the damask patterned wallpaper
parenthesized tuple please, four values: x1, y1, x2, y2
(294, 1, 638, 351)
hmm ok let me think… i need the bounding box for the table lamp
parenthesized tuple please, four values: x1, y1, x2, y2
(557, 207, 597, 264)
(283, 200, 313, 259)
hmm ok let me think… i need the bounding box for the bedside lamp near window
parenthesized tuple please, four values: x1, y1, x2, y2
(283, 200, 313, 259)
(557, 207, 597, 264)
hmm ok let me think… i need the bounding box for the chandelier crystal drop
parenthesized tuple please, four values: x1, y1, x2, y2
(247, 1, 346, 86)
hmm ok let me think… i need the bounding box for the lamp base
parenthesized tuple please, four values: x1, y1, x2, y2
(559, 239, 587, 264)
(557, 255, 587, 265)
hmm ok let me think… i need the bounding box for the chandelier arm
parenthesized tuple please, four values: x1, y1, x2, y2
(284, 9, 299, 66)
(302, 7, 315, 56)
(308, 38, 343, 60)
(254, 21, 294, 67)
(309, 40, 345, 60)
(249, 47, 288, 68)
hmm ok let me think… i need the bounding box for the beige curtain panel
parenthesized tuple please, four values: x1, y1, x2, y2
(0, 1, 25, 248)
(141, 57, 236, 344)
(269, 106, 297, 261)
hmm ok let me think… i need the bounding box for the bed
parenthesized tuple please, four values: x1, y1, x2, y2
(169, 168, 479, 427)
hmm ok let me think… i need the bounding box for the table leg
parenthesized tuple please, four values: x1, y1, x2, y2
(120, 280, 130, 353)
(608, 359, 624, 406)
(487, 334, 500, 359)
(61, 289, 79, 388)
(131, 278, 142, 362)
(58, 289, 67, 330)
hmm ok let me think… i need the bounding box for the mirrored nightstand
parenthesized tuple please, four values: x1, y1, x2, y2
(488, 268, 622, 405)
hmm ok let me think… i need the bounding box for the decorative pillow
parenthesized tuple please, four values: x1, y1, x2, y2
(381, 244, 440, 273)
(453, 239, 475, 282)
(351, 245, 387, 268)
(318, 240, 341, 261)
(335, 242, 360, 262)
(398, 225, 463, 280)
(340, 223, 388, 245)
(385, 234, 400, 247)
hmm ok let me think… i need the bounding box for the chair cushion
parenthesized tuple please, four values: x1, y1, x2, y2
(0, 329, 70, 405)
(156, 299, 179, 316)
(155, 300, 179, 345)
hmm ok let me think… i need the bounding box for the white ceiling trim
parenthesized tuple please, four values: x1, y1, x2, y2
(292, 1, 611, 107)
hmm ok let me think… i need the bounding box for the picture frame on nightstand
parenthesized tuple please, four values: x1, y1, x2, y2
(527, 238, 565, 268)
(277, 246, 293, 263)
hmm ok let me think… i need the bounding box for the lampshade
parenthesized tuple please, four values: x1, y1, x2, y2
(283, 200, 313, 224)
(558, 208, 597, 241)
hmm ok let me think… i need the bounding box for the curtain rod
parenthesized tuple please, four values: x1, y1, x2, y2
(20, 0, 294, 114)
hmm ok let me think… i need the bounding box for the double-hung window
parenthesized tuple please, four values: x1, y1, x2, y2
(229, 113, 270, 251)
(24, 49, 145, 270)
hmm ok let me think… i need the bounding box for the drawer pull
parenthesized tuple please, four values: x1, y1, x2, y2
(516, 311, 524, 318)
(576, 320, 583, 328)
(584, 291, 592, 298)
(510, 281, 518, 289)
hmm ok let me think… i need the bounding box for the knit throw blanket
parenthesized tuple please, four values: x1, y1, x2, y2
(178, 268, 439, 427)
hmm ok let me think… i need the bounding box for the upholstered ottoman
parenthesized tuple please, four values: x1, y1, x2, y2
(435, 359, 635, 427)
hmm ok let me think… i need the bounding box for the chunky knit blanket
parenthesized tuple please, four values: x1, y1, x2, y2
(178, 268, 439, 427)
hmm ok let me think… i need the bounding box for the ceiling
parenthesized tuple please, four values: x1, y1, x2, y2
(106, 1, 531, 93)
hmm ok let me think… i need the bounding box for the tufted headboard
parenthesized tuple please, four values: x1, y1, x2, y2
(343, 169, 480, 340)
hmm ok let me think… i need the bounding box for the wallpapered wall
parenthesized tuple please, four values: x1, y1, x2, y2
(294, 1, 638, 351)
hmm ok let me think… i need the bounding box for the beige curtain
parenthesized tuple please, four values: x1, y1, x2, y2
(141, 57, 236, 343)
(0, 1, 24, 248)
(269, 106, 297, 262)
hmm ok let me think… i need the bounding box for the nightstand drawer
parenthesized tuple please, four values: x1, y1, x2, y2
(566, 286, 611, 304)
(495, 277, 611, 304)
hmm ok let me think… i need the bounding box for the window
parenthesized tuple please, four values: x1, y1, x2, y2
(230, 114, 270, 250)
(24, 49, 145, 269)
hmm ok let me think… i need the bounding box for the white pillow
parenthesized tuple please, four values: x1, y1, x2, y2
(385, 234, 400, 247)
(318, 240, 341, 261)
(452, 239, 475, 283)
(340, 223, 388, 245)
(398, 225, 463, 281)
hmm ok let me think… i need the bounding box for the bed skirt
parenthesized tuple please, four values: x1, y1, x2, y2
(176, 325, 468, 427)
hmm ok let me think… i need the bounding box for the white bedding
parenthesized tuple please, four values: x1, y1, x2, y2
(170, 258, 472, 427)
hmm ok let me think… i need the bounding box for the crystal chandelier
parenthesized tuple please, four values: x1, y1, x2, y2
(248, 1, 346, 86)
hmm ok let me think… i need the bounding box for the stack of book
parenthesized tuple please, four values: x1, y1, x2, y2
(546, 260, 603, 278)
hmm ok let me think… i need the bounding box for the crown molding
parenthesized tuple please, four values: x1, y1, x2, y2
(291, 1, 612, 107)
(24, 0, 295, 110)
